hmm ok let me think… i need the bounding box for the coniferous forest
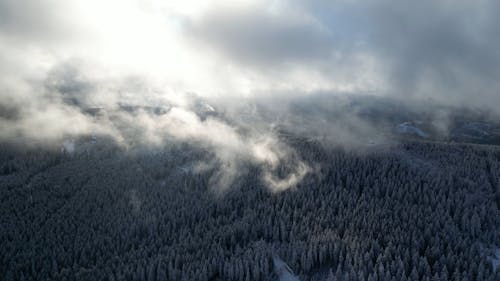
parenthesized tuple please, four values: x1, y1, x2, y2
(3, 0, 500, 280)
(1, 138, 499, 281)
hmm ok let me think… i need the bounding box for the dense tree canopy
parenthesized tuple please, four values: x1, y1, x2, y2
(1, 139, 499, 281)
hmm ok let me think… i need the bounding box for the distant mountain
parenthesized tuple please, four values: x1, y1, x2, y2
(450, 121, 500, 144)
(190, 99, 218, 120)
(81, 95, 500, 147)
(117, 104, 172, 116)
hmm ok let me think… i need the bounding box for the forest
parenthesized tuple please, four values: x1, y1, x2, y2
(1, 138, 499, 281)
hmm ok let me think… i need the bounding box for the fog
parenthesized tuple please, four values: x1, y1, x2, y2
(1, 0, 499, 190)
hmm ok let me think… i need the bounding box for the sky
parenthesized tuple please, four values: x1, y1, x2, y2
(2, 0, 498, 103)
(1, 0, 499, 190)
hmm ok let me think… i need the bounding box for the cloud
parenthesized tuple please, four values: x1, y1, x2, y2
(118, 106, 310, 192)
(186, 3, 334, 66)
(2, 0, 500, 105)
(2, 0, 500, 191)
(299, 0, 500, 109)
(368, 1, 500, 104)
(182, 1, 381, 94)
(0, 0, 70, 41)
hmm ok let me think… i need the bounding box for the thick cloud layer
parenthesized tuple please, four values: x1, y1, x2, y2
(1, 0, 500, 190)
(187, 4, 334, 66)
(2, 1, 499, 101)
(301, 0, 500, 107)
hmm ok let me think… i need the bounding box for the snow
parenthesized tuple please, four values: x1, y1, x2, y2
(484, 246, 500, 272)
(491, 248, 500, 272)
(177, 166, 192, 174)
(203, 102, 215, 112)
(394, 122, 429, 138)
(273, 255, 300, 281)
(62, 139, 76, 154)
(451, 122, 495, 140)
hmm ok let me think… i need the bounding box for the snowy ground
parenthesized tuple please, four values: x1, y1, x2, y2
(491, 248, 500, 272)
(273, 256, 300, 281)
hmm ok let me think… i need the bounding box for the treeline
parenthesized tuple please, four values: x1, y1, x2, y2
(0, 140, 499, 281)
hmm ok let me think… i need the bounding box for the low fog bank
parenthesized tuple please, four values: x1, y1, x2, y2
(2, 63, 500, 192)
(0, 63, 316, 192)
